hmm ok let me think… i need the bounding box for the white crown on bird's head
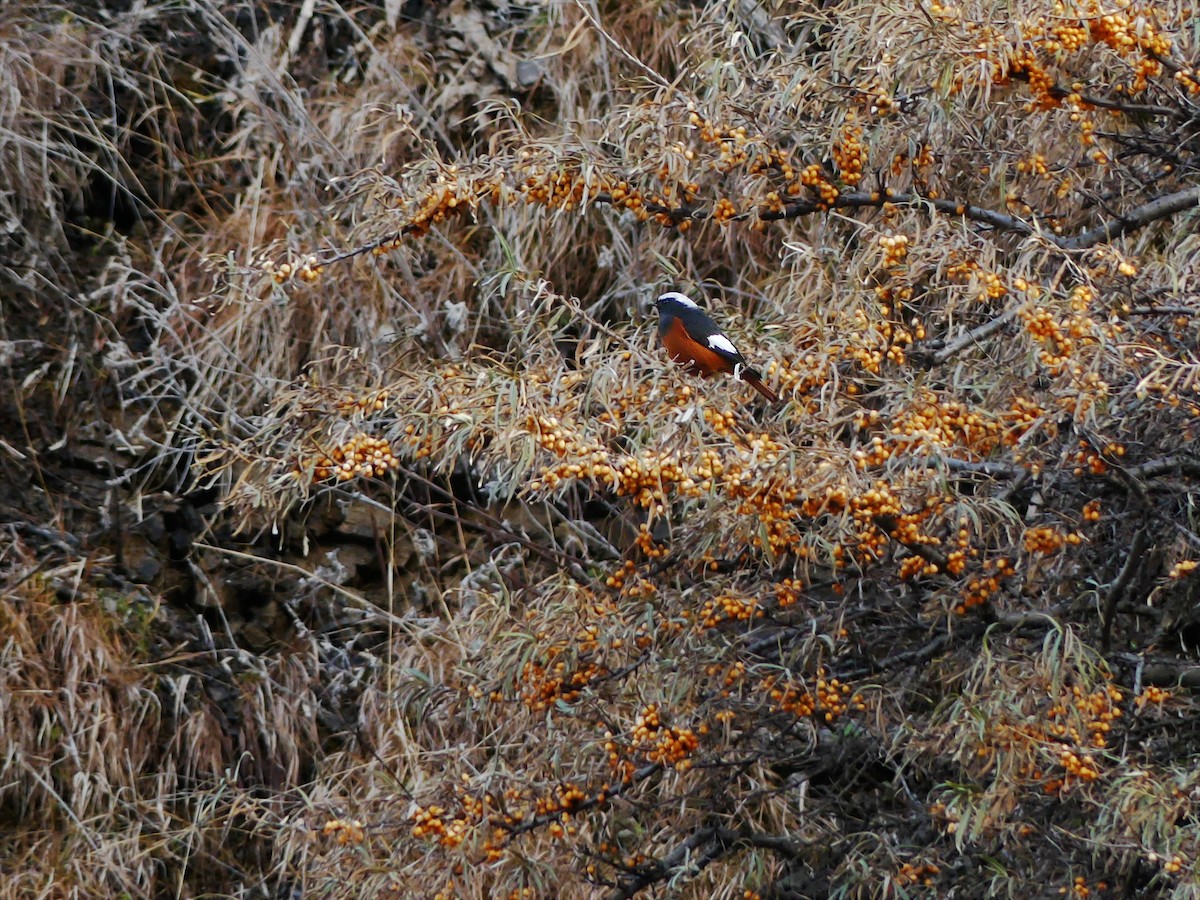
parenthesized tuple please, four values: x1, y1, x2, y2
(655, 291, 699, 310)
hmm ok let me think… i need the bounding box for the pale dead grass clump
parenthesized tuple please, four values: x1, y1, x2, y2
(2, 0, 1200, 896)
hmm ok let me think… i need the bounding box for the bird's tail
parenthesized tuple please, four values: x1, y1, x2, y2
(741, 369, 779, 403)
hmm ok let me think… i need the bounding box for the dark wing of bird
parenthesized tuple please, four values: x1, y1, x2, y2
(675, 309, 747, 367)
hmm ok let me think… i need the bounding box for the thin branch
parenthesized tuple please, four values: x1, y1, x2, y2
(573, 0, 674, 90)
(606, 827, 718, 900)
(337, 463, 593, 577)
(893, 455, 1023, 480)
(841, 630, 959, 680)
(1111, 656, 1200, 689)
(1127, 306, 1198, 317)
(1048, 83, 1184, 120)
(321, 176, 1199, 275)
(605, 826, 802, 900)
(928, 308, 1022, 364)
(1101, 526, 1151, 650)
(1122, 456, 1200, 480)
(873, 514, 950, 572)
(1058, 186, 1200, 250)
(502, 763, 663, 839)
(762, 190, 1042, 234)
(192, 541, 415, 630)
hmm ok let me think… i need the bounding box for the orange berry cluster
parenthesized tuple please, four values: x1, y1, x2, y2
(922, 0, 1185, 172)
(411, 777, 596, 865)
(1069, 439, 1124, 477)
(336, 388, 389, 415)
(706, 659, 747, 689)
(528, 414, 590, 460)
(712, 196, 739, 223)
(266, 255, 325, 284)
(1060, 875, 1106, 896)
(688, 109, 807, 205)
(1134, 685, 1170, 708)
(958, 557, 1016, 614)
(854, 391, 1000, 470)
(520, 163, 593, 213)
(535, 783, 588, 820)
(590, 842, 649, 876)
(411, 803, 476, 850)
(519, 657, 606, 712)
(1168, 560, 1198, 579)
(1176, 67, 1200, 94)
(869, 92, 897, 117)
(1023, 526, 1083, 554)
(878, 232, 909, 268)
(532, 417, 728, 519)
(800, 162, 840, 208)
(947, 259, 1008, 302)
(367, 166, 498, 251)
(898, 554, 933, 581)
(1068, 283, 1096, 310)
(1088, 9, 1173, 87)
(1013, 4, 1173, 98)
(1021, 305, 1081, 372)
(1046, 684, 1124, 749)
(690, 114, 755, 171)
(762, 676, 816, 718)
(532, 403, 825, 562)
(305, 433, 399, 482)
(1052, 745, 1101, 786)
(762, 672, 862, 723)
(400, 421, 438, 461)
(968, 678, 1125, 798)
(698, 592, 764, 628)
(1002, 397, 1047, 445)
(1162, 855, 1185, 875)
(621, 705, 701, 771)
(702, 406, 740, 435)
(774, 578, 802, 608)
(832, 125, 866, 187)
(762, 354, 833, 402)
(799, 482, 937, 569)
(1015, 153, 1050, 177)
(321, 818, 365, 845)
(834, 306, 914, 373)
(1000, 47, 1058, 108)
(895, 862, 941, 888)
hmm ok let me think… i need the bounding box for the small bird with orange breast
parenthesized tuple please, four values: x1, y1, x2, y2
(654, 291, 779, 402)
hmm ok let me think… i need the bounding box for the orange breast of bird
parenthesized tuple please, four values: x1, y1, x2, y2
(662, 316, 734, 376)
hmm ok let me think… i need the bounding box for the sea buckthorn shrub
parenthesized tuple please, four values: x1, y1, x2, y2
(183, 0, 1200, 895)
(8, 0, 1200, 896)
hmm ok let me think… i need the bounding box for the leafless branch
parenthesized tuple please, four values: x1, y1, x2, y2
(605, 825, 804, 900)
(573, 0, 674, 90)
(1101, 526, 1151, 650)
(503, 763, 664, 839)
(1058, 186, 1200, 250)
(1122, 456, 1200, 480)
(893, 456, 1024, 479)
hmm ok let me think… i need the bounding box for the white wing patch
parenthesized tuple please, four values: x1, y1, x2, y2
(659, 291, 698, 309)
(707, 333, 739, 356)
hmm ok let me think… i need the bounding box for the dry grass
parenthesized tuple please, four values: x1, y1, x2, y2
(2, 0, 1200, 896)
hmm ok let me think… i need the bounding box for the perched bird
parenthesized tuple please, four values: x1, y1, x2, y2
(654, 291, 779, 402)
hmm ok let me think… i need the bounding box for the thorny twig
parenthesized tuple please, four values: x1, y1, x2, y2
(604, 825, 806, 899)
